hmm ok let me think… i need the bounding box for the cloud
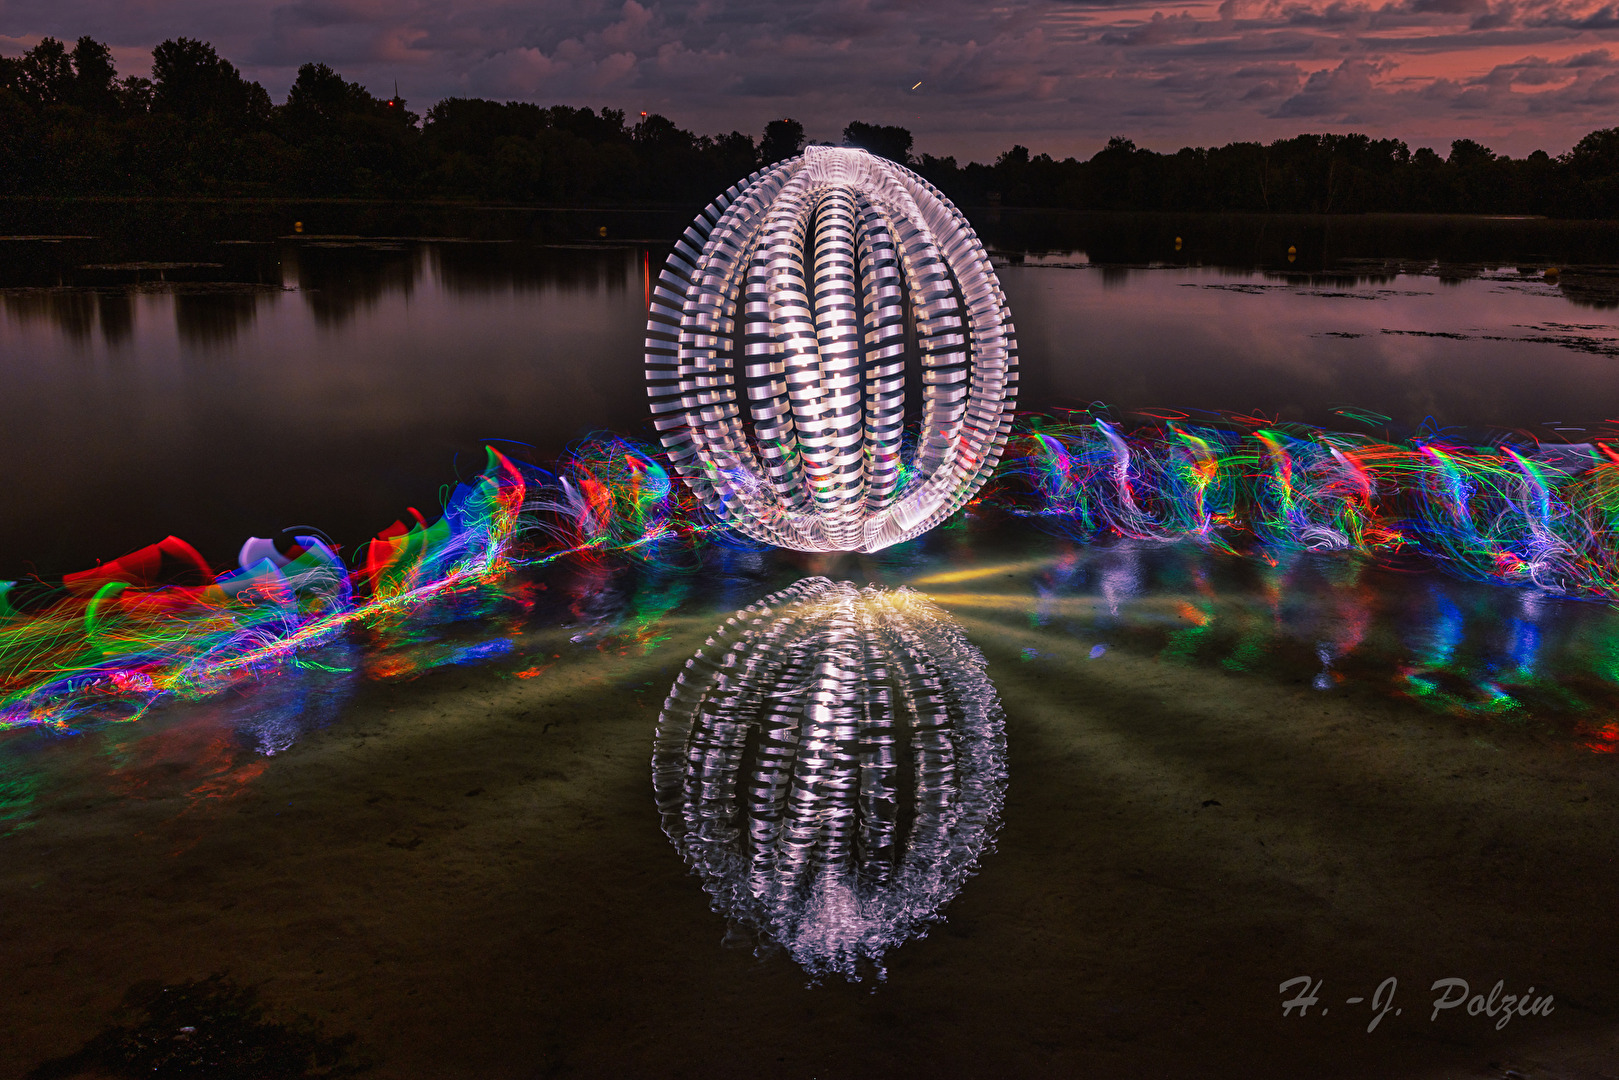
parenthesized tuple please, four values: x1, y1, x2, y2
(465, 47, 562, 99)
(1525, 1, 1619, 27)
(1100, 11, 1203, 44)
(0, 0, 1616, 158)
(1274, 56, 1392, 115)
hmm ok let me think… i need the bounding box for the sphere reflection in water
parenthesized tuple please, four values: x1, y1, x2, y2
(652, 577, 1007, 979)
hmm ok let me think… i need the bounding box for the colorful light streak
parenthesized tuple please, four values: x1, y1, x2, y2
(11, 414, 1619, 734)
(996, 412, 1619, 599)
(0, 439, 716, 733)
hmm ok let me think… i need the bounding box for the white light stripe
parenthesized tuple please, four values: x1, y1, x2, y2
(645, 146, 1018, 553)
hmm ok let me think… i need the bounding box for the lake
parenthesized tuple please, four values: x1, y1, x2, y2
(4, 203, 1619, 1079)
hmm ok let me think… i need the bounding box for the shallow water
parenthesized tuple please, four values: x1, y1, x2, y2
(5, 527, 1619, 1076)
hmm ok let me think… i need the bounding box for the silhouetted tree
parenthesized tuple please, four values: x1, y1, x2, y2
(285, 63, 377, 124)
(422, 98, 548, 152)
(1449, 138, 1495, 168)
(0, 35, 135, 114)
(151, 38, 270, 126)
(1562, 127, 1619, 217)
(760, 118, 804, 164)
(65, 37, 118, 112)
(11, 37, 74, 106)
(1567, 128, 1619, 177)
(842, 121, 913, 164)
(275, 63, 417, 195)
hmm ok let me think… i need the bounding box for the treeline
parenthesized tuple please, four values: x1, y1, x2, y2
(0, 35, 768, 203)
(832, 121, 1619, 218)
(5, 35, 1619, 216)
(918, 134, 1619, 218)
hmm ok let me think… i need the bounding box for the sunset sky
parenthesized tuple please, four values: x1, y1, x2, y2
(4, 0, 1618, 159)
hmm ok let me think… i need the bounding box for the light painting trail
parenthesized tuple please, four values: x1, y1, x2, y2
(13, 417, 1619, 732)
(644, 146, 1019, 554)
(0, 438, 714, 733)
(996, 412, 1619, 599)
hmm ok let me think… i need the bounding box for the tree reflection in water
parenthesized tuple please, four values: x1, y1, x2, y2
(652, 577, 1006, 980)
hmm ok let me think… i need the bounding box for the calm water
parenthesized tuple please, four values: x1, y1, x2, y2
(3, 206, 1619, 579)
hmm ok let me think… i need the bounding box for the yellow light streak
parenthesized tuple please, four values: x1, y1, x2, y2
(909, 558, 1056, 585)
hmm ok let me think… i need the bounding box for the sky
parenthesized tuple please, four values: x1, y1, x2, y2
(3, 0, 1618, 160)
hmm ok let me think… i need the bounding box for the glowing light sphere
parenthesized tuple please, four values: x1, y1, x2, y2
(652, 578, 1007, 979)
(645, 146, 1018, 552)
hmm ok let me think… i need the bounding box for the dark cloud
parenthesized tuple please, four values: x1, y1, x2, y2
(1282, 3, 1368, 27)
(1407, 0, 1490, 15)
(1470, 5, 1520, 28)
(1274, 56, 1389, 115)
(1100, 11, 1202, 44)
(1242, 78, 1295, 96)
(1525, 1, 1619, 26)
